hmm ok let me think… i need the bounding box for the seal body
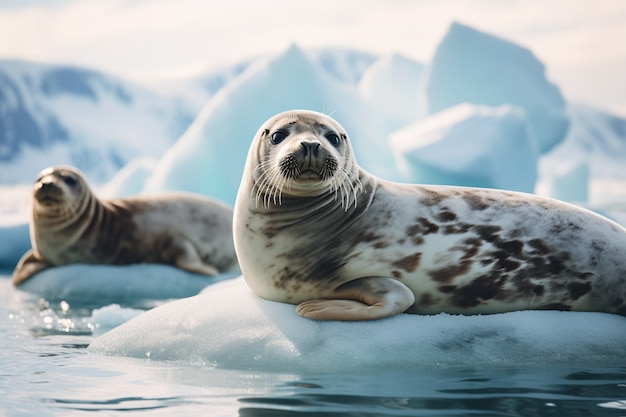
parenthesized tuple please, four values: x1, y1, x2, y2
(234, 110, 626, 321)
(13, 166, 238, 286)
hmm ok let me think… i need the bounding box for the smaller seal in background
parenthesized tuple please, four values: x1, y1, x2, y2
(13, 166, 238, 285)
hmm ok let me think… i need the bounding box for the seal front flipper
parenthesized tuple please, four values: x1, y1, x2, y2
(12, 250, 52, 286)
(295, 277, 415, 321)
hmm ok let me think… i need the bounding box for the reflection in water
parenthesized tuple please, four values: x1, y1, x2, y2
(237, 368, 626, 416)
(2, 275, 625, 416)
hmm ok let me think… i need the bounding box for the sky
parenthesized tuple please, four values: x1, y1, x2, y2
(1, 0, 625, 115)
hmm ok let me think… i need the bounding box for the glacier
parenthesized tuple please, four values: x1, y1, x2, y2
(0, 59, 193, 184)
(422, 22, 570, 154)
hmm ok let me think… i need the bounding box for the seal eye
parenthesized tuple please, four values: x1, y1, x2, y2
(271, 131, 288, 145)
(326, 132, 342, 147)
(63, 175, 78, 187)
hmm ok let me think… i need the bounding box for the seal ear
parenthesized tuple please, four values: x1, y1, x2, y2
(262, 129, 269, 137)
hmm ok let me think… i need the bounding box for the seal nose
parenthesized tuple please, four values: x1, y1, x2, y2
(300, 141, 320, 158)
(40, 181, 55, 192)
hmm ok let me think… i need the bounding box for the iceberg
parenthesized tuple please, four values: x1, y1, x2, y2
(422, 22, 570, 153)
(143, 44, 396, 205)
(389, 103, 539, 192)
(547, 162, 590, 203)
(359, 53, 425, 134)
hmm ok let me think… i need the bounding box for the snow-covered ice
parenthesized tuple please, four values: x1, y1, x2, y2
(89, 277, 626, 372)
(15, 264, 239, 308)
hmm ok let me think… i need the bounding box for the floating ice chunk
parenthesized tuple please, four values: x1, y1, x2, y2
(0, 221, 30, 270)
(423, 22, 569, 153)
(89, 277, 626, 373)
(16, 264, 239, 308)
(389, 103, 539, 192)
(90, 304, 144, 335)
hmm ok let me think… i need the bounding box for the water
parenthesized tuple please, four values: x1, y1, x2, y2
(1, 274, 625, 417)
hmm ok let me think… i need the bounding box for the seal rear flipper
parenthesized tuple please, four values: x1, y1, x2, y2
(164, 237, 220, 276)
(295, 277, 415, 321)
(12, 250, 52, 286)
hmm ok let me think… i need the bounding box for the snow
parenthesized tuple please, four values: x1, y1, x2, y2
(422, 22, 570, 154)
(89, 277, 626, 372)
(390, 104, 539, 192)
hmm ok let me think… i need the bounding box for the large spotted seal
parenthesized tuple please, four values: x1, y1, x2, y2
(13, 166, 238, 286)
(233, 109, 626, 321)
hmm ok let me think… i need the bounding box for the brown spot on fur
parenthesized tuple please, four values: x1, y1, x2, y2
(453, 273, 507, 308)
(497, 240, 524, 257)
(528, 239, 549, 255)
(439, 285, 457, 293)
(419, 293, 436, 308)
(417, 217, 440, 234)
(567, 281, 592, 300)
(496, 258, 521, 272)
(463, 194, 490, 211)
(419, 188, 447, 207)
(443, 223, 473, 235)
(392, 270, 402, 279)
(436, 210, 457, 222)
(405, 225, 425, 246)
(473, 225, 501, 242)
(374, 241, 391, 249)
(392, 252, 422, 273)
(429, 259, 472, 283)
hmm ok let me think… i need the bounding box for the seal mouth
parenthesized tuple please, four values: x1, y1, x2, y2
(34, 185, 64, 204)
(296, 169, 323, 181)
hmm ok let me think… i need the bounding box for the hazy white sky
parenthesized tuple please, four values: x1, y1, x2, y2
(1, 0, 625, 115)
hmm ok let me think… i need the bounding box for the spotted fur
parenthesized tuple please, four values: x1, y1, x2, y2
(234, 110, 626, 320)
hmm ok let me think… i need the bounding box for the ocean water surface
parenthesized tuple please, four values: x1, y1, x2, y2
(1, 273, 625, 417)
